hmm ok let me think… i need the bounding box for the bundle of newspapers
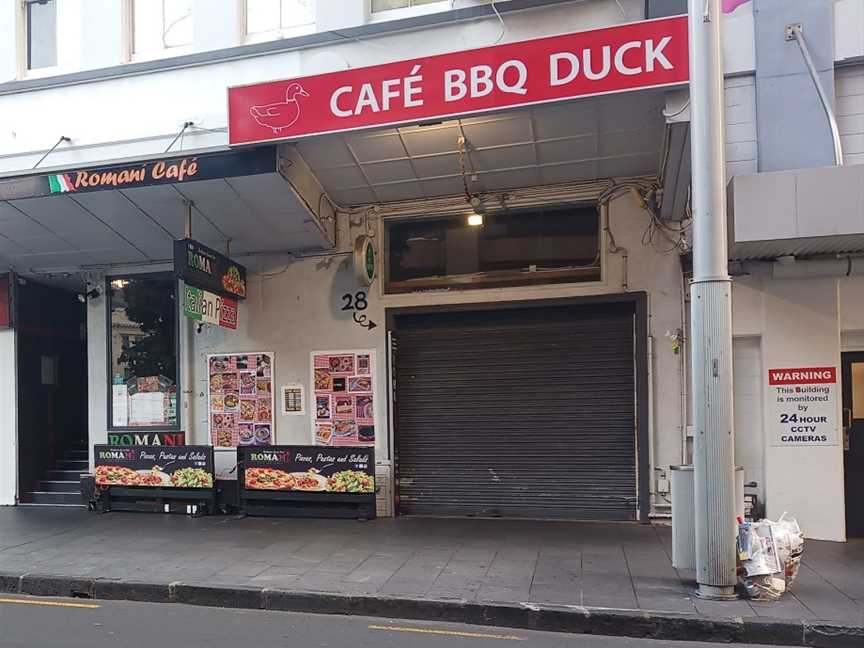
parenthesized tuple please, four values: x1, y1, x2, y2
(737, 513, 804, 601)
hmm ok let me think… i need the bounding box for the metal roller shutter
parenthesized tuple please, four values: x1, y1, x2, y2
(394, 303, 636, 520)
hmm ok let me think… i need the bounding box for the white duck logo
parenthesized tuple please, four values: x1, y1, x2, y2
(249, 82, 310, 134)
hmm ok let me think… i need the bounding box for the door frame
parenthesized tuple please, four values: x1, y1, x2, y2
(841, 351, 864, 536)
(386, 291, 650, 521)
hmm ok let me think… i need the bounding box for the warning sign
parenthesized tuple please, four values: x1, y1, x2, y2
(768, 366, 838, 447)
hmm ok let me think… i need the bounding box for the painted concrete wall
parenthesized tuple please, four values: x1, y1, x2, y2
(836, 65, 864, 167)
(754, 0, 837, 172)
(725, 75, 758, 178)
(0, 329, 17, 505)
(80, 193, 685, 514)
(732, 276, 846, 541)
(0, 0, 648, 173)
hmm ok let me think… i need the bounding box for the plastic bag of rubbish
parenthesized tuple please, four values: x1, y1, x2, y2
(738, 520, 781, 577)
(773, 513, 804, 587)
(742, 573, 786, 601)
(737, 514, 805, 600)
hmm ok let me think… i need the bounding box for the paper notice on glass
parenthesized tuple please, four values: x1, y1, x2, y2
(112, 385, 129, 427)
(129, 391, 166, 426)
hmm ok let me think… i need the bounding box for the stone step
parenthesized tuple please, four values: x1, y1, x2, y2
(56, 460, 88, 471)
(46, 469, 82, 482)
(24, 491, 83, 506)
(38, 480, 80, 493)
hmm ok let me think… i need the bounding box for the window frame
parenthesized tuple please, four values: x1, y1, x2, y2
(106, 272, 182, 432)
(242, 0, 316, 44)
(368, 0, 450, 23)
(127, 0, 194, 63)
(382, 205, 605, 295)
(17, 0, 72, 79)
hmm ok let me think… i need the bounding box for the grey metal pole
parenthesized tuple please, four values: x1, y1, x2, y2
(688, 0, 737, 599)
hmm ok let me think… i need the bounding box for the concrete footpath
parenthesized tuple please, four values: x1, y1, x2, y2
(0, 508, 861, 646)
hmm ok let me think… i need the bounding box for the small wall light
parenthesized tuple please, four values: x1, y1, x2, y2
(467, 213, 484, 227)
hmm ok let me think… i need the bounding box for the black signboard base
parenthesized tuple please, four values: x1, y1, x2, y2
(100, 487, 215, 517)
(237, 445, 376, 519)
(240, 490, 376, 520)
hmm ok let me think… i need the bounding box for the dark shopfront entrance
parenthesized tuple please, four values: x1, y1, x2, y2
(16, 279, 87, 506)
(842, 352, 864, 537)
(391, 295, 649, 521)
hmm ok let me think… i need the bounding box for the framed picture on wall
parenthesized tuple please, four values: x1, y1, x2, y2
(310, 350, 375, 447)
(207, 352, 275, 450)
(281, 383, 305, 416)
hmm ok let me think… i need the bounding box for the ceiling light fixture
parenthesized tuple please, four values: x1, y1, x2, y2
(467, 213, 484, 227)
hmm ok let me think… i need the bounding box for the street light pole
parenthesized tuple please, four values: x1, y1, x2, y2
(688, 0, 737, 599)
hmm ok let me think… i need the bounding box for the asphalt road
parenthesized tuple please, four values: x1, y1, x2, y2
(0, 595, 796, 648)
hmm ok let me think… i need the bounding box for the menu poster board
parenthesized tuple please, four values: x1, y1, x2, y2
(208, 352, 275, 449)
(311, 350, 375, 447)
(94, 445, 214, 489)
(240, 445, 374, 494)
(114, 376, 177, 428)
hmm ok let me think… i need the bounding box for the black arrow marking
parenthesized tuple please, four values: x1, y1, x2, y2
(353, 313, 377, 330)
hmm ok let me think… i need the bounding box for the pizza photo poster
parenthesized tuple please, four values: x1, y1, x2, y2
(208, 352, 275, 449)
(312, 350, 375, 447)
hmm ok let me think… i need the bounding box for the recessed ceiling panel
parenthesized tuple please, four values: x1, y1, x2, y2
(460, 115, 534, 148)
(362, 160, 416, 185)
(401, 124, 461, 157)
(345, 132, 406, 162)
(295, 138, 356, 167)
(469, 144, 537, 171)
(293, 87, 668, 208)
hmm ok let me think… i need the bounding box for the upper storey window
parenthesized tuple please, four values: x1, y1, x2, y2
(132, 0, 193, 58)
(245, 0, 315, 42)
(24, 0, 57, 71)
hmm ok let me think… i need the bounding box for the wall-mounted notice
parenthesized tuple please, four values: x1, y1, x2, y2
(208, 352, 275, 449)
(768, 366, 838, 446)
(311, 350, 375, 447)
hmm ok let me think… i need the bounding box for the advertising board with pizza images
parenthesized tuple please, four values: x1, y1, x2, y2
(208, 352, 275, 449)
(311, 350, 375, 447)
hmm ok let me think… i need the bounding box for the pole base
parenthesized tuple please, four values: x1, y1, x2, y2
(695, 584, 738, 601)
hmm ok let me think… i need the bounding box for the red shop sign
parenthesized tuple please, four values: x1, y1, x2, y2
(228, 15, 688, 145)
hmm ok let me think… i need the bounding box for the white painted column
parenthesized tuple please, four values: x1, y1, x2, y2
(761, 278, 846, 541)
(0, 328, 17, 505)
(87, 282, 108, 471)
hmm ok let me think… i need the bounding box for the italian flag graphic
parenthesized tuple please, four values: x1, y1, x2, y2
(47, 173, 75, 193)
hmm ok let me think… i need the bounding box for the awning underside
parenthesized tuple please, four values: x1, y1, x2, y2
(0, 171, 329, 278)
(0, 87, 678, 285)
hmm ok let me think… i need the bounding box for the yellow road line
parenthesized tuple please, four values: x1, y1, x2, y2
(0, 597, 100, 610)
(368, 624, 523, 641)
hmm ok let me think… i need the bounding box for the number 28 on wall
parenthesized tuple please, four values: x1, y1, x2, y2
(341, 291, 377, 331)
(341, 291, 368, 311)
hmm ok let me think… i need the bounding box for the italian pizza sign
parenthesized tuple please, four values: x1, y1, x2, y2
(768, 366, 838, 446)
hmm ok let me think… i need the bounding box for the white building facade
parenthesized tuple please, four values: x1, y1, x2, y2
(0, 0, 861, 542)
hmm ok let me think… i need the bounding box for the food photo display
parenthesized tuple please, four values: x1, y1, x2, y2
(208, 352, 275, 449)
(311, 350, 375, 447)
(240, 446, 374, 494)
(94, 445, 215, 489)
